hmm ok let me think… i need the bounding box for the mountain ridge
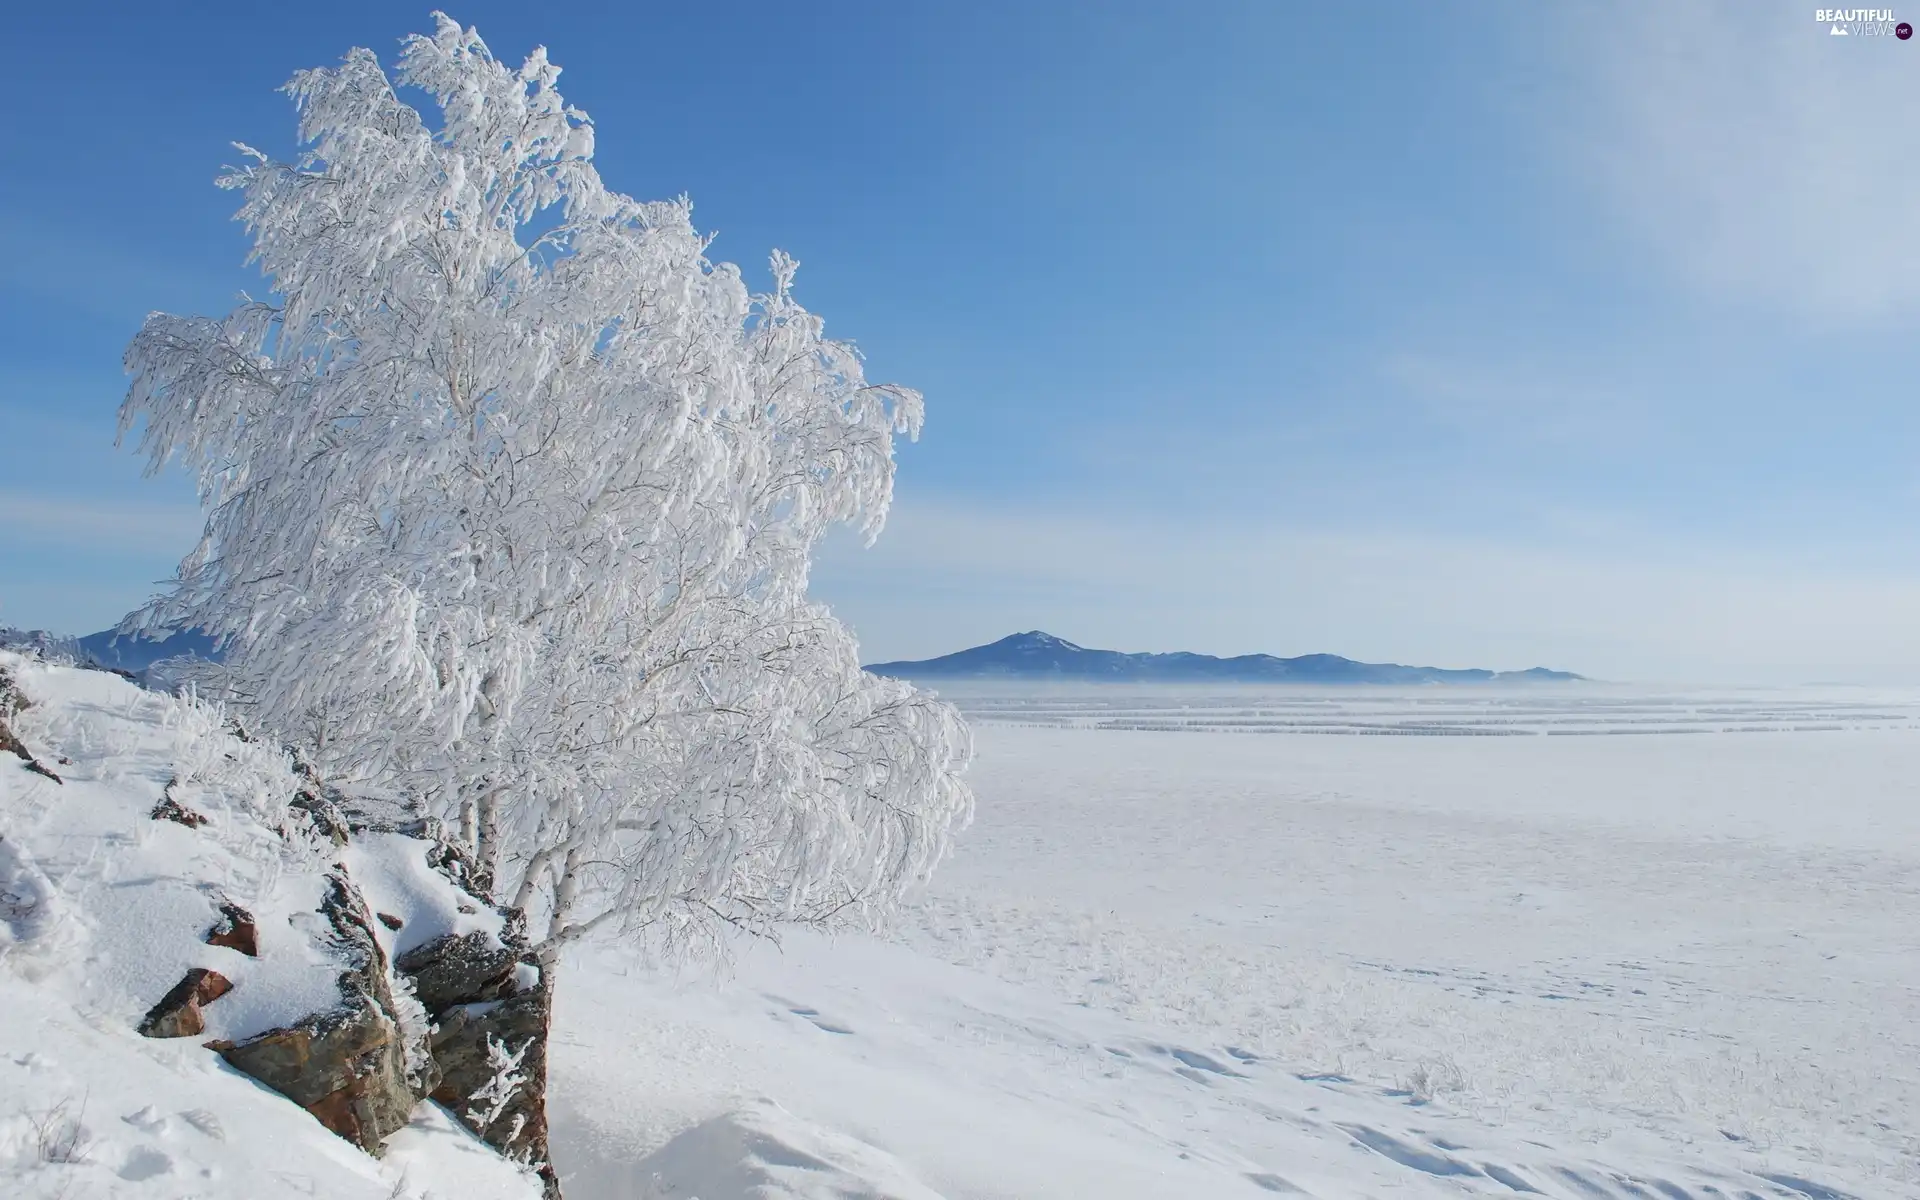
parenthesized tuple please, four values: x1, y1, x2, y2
(4, 626, 1585, 686)
(864, 631, 1584, 685)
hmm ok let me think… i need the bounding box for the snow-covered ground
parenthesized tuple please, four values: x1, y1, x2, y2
(6, 660, 1914, 1197)
(549, 685, 1919, 1199)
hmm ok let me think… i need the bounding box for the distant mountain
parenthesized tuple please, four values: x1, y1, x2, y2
(864, 631, 1584, 685)
(76, 627, 223, 673)
(0, 626, 221, 676)
(8, 624, 1581, 686)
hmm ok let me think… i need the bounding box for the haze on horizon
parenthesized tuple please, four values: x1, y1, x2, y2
(5, 2, 1920, 686)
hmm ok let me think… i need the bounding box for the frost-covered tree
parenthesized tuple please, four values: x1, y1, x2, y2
(118, 13, 972, 962)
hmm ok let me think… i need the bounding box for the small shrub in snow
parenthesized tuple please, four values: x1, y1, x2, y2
(27, 1096, 92, 1166)
(1401, 1055, 1467, 1105)
(466, 1034, 530, 1131)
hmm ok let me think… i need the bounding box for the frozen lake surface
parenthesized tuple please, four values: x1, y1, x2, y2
(554, 686, 1920, 1197)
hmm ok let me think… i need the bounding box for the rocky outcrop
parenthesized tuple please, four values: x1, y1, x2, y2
(117, 745, 559, 1191)
(419, 831, 494, 906)
(335, 804, 492, 902)
(217, 996, 419, 1152)
(400, 931, 556, 1196)
(214, 824, 557, 1189)
(216, 871, 422, 1152)
(288, 773, 352, 847)
(395, 931, 519, 1013)
(327, 802, 554, 1188)
(138, 968, 233, 1038)
(204, 899, 259, 956)
(430, 979, 554, 1192)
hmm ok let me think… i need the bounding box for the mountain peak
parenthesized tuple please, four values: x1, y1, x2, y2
(865, 634, 1583, 685)
(996, 630, 1082, 651)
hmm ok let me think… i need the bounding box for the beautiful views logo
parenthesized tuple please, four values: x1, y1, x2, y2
(1816, 7, 1911, 35)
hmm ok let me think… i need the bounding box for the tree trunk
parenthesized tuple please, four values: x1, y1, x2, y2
(512, 845, 557, 915)
(458, 793, 478, 857)
(476, 785, 505, 903)
(546, 843, 587, 946)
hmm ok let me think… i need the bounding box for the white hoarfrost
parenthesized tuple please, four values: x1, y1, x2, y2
(467, 1035, 531, 1134)
(0, 651, 537, 1198)
(117, 12, 971, 959)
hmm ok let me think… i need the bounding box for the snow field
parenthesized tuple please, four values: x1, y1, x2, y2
(545, 687, 1915, 1198)
(6, 655, 1910, 1197)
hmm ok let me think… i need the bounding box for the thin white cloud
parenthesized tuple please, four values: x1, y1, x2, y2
(815, 499, 1920, 685)
(1381, 353, 1660, 447)
(0, 491, 201, 551)
(1567, 3, 1920, 323)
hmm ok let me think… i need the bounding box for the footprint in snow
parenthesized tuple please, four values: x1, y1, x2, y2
(1755, 1172, 1859, 1200)
(1336, 1124, 1479, 1179)
(1245, 1171, 1306, 1194)
(119, 1146, 174, 1181)
(180, 1109, 224, 1141)
(1480, 1163, 1544, 1194)
(1158, 1046, 1245, 1078)
(786, 1006, 854, 1036)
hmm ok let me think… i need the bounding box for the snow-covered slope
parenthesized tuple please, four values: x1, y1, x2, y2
(0, 651, 538, 1199)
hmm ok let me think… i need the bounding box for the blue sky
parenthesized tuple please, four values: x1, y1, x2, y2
(5, 2, 1920, 682)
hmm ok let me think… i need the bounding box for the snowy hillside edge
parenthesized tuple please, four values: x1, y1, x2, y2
(0, 649, 551, 1198)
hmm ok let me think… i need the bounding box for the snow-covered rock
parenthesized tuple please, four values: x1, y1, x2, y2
(212, 868, 421, 1151)
(0, 650, 542, 1199)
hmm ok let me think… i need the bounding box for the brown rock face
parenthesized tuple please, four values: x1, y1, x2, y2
(395, 931, 519, 1013)
(395, 928, 555, 1194)
(424, 967, 556, 1197)
(220, 995, 416, 1151)
(185, 791, 560, 1189)
(217, 871, 422, 1153)
(205, 900, 259, 957)
(138, 968, 233, 1038)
